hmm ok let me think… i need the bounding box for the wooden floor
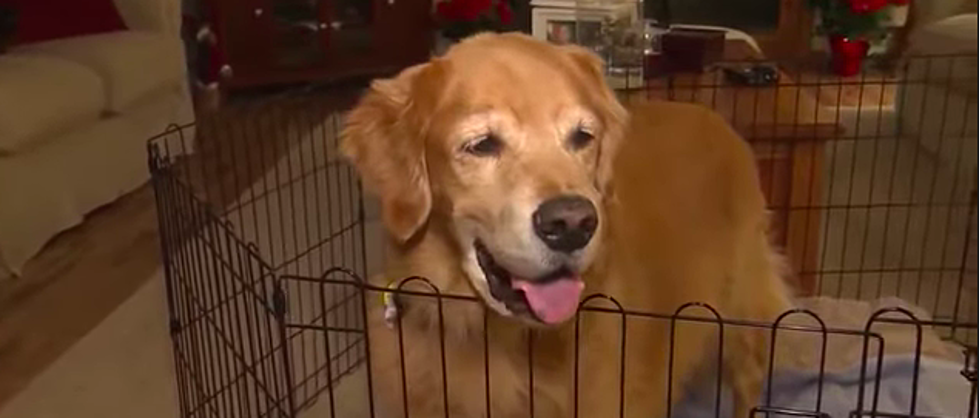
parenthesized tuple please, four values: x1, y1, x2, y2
(0, 86, 363, 408)
(0, 186, 160, 407)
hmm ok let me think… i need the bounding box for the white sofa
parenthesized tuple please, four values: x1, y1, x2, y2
(900, 13, 977, 168)
(0, 0, 195, 280)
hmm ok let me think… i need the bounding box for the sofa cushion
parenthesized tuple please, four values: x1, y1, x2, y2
(0, 54, 106, 154)
(15, 31, 184, 112)
(1, 0, 127, 45)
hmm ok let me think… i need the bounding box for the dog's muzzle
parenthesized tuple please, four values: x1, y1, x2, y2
(475, 241, 584, 325)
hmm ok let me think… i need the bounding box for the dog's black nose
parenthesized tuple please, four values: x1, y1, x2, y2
(533, 195, 598, 253)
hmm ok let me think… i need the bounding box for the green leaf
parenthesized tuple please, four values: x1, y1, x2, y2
(810, 1, 895, 39)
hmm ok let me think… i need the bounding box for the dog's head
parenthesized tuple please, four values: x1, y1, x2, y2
(341, 33, 627, 326)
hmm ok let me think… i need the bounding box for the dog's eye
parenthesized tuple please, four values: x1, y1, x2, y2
(464, 134, 503, 157)
(568, 127, 595, 150)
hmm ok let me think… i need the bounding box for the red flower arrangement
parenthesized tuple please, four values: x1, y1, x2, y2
(809, 0, 907, 39)
(435, 0, 515, 41)
(848, 0, 889, 14)
(808, 0, 908, 76)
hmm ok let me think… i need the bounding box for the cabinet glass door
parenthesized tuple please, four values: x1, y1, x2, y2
(324, 0, 375, 56)
(269, 0, 326, 68)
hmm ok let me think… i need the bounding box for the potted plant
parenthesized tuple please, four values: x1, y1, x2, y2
(434, 0, 515, 53)
(808, 0, 908, 76)
(0, 5, 17, 53)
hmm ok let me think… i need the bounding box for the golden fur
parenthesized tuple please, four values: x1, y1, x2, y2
(341, 33, 792, 418)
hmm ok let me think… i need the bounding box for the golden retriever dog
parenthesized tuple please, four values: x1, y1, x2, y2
(340, 32, 792, 418)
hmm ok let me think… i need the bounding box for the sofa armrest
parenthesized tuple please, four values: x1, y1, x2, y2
(898, 15, 978, 170)
(112, 0, 182, 36)
(907, 13, 977, 56)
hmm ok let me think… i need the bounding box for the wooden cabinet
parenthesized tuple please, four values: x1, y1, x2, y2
(749, 129, 834, 296)
(643, 0, 814, 61)
(634, 39, 841, 294)
(212, 0, 434, 89)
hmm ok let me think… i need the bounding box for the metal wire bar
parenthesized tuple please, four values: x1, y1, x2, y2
(149, 53, 977, 418)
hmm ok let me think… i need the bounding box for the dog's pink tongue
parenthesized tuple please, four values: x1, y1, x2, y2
(512, 277, 584, 324)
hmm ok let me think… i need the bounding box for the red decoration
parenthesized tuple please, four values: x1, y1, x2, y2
(829, 35, 870, 77)
(435, 0, 514, 41)
(848, 0, 889, 14)
(0, 0, 127, 46)
(436, 0, 494, 22)
(849, 0, 911, 13)
(184, 5, 231, 88)
(496, 1, 513, 25)
(435, 1, 459, 20)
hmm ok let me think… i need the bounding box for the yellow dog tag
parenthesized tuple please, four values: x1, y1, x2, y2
(381, 279, 401, 328)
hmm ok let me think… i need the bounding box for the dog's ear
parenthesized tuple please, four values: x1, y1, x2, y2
(341, 64, 440, 242)
(561, 44, 629, 193)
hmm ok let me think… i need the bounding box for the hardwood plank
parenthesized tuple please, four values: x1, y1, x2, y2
(0, 187, 160, 406)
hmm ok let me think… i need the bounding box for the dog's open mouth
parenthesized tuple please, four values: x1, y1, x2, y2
(474, 241, 584, 324)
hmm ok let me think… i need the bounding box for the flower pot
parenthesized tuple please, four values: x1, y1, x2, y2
(829, 35, 869, 77)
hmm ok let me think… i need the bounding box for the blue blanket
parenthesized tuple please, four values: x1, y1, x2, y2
(674, 355, 975, 418)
